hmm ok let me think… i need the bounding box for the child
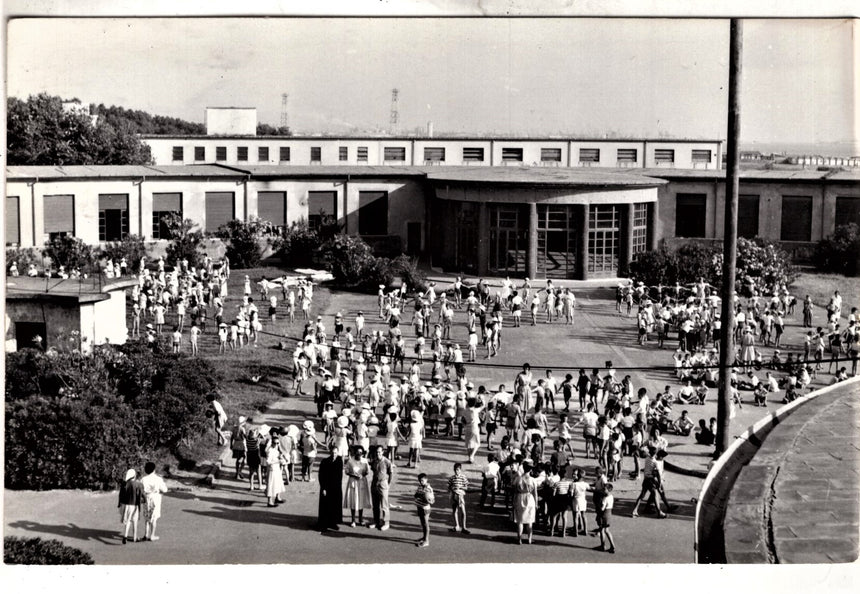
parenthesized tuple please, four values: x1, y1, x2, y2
(218, 323, 228, 353)
(447, 462, 470, 534)
(269, 294, 278, 323)
(190, 323, 200, 356)
(480, 453, 500, 508)
(171, 326, 182, 354)
(595, 483, 616, 554)
(571, 468, 589, 537)
(414, 473, 435, 547)
(482, 401, 499, 450)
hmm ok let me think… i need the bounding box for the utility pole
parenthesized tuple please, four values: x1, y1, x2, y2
(716, 19, 743, 458)
(390, 88, 400, 135)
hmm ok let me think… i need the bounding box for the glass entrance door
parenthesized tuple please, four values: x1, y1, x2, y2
(588, 205, 620, 276)
(537, 205, 576, 279)
(489, 205, 526, 274)
(456, 202, 478, 273)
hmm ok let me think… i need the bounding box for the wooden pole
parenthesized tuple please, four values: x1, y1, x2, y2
(716, 19, 743, 457)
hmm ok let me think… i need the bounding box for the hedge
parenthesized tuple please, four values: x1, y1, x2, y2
(4, 536, 94, 565)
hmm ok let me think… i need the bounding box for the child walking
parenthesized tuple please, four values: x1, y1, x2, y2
(595, 483, 617, 554)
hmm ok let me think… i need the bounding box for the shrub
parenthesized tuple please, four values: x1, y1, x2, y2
(162, 213, 205, 269)
(629, 248, 679, 288)
(674, 243, 723, 287)
(6, 246, 42, 273)
(814, 223, 860, 276)
(216, 218, 274, 269)
(99, 234, 147, 271)
(4, 345, 220, 490)
(323, 234, 378, 287)
(4, 537, 94, 565)
(275, 216, 340, 268)
(42, 235, 95, 273)
(393, 255, 428, 294)
(736, 237, 798, 295)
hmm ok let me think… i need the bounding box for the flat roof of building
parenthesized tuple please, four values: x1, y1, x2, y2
(613, 167, 860, 183)
(140, 134, 724, 143)
(5, 276, 138, 304)
(425, 166, 667, 187)
(5, 164, 246, 181)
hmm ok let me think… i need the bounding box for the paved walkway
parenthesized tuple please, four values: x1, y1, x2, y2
(723, 379, 860, 563)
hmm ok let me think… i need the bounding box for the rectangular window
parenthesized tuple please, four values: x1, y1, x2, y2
(357, 147, 369, 162)
(617, 149, 638, 164)
(258, 146, 269, 161)
(257, 191, 287, 227)
(632, 203, 649, 257)
(98, 194, 129, 242)
(339, 147, 348, 161)
(579, 148, 600, 163)
(383, 147, 406, 162)
(692, 149, 712, 163)
(738, 195, 760, 239)
(358, 191, 389, 235)
(424, 147, 445, 162)
(237, 147, 248, 161)
(194, 146, 205, 161)
(151, 193, 182, 239)
(311, 147, 322, 162)
(588, 205, 620, 275)
(279, 146, 291, 162)
(205, 192, 234, 232)
(6, 196, 20, 245)
(654, 149, 675, 164)
(540, 148, 562, 163)
(781, 195, 813, 241)
(171, 146, 183, 161)
(835, 196, 860, 228)
(307, 191, 337, 231)
(215, 146, 227, 161)
(43, 194, 75, 240)
(462, 147, 485, 162)
(675, 194, 707, 238)
(502, 147, 524, 162)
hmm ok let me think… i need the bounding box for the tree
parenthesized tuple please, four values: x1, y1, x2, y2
(162, 213, 205, 269)
(42, 235, 96, 273)
(256, 123, 292, 136)
(814, 223, 860, 276)
(216, 218, 276, 269)
(7, 94, 152, 166)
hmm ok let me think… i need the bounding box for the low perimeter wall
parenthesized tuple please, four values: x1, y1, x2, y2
(694, 375, 860, 563)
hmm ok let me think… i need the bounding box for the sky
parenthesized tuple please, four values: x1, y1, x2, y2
(6, 17, 857, 147)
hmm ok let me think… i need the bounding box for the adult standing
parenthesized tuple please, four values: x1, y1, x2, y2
(343, 446, 372, 527)
(515, 363, 534, 412)
(512, 460, 538, 545)
(370, 445, 394, 530)
(317, 446, 344, 532)
(265, 429, 287, 507)
(140, 462, 168, 542)
(118, 468, 145, 544)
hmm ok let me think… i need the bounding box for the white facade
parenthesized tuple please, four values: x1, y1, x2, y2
(143, 135, 724, 170)
(205, 107, 257, 136)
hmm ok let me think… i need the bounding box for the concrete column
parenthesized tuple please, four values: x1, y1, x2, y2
(647, 201, 658, 251)
(578, 204, 589, 280)
(526, 202, 538, 279)
(477, 202, 489, 276)
(621, 203, 635, 276)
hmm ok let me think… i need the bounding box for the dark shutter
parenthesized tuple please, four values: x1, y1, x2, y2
(835, 196, 860, 228)
(738, 195, 760, 238)
(6, 196, 20, 245)
(257, 191, 286, 226)
(99, 194, 128, 210)
(675, 194, 707, 238)
(205, 192, 234, 232)
(781, 196, 813, 241)
(152, 193, 182, 212)
(44, 195, 74, 234)
(358, 191, 388, 236)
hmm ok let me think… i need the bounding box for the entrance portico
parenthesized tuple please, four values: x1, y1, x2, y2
(427, 168, 663, 280)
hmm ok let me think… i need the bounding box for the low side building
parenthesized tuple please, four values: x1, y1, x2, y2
(4, 276, 137, 352)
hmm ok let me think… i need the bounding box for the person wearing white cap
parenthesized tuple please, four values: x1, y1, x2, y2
(332, 415, 352, 458)
(406, 409, 425, 468)
(300, 420, 320, 482)
(118, 468, 144, 544)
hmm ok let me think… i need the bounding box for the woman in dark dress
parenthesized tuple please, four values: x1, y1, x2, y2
(317, 448, 344, 532)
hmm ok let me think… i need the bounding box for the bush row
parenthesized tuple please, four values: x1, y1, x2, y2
(4, 536, 94, 565)
(5, 343, 219, 490)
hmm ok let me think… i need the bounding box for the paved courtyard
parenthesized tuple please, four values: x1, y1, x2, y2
(3, 276, 849, 564)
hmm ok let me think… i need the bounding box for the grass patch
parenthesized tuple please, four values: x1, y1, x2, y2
(791, 271, 860, 317)
(129, 265, 333, 467)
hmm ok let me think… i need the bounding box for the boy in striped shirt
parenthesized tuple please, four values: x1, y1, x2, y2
(447, 463, 471, 534)
(414, 473, 435, 547)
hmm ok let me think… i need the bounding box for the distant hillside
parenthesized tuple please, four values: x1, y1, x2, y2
(92, 103, 206, 135)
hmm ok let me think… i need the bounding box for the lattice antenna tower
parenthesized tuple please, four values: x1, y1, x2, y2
(390, 88, 399, 135)
(280, 93, 289, 130)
